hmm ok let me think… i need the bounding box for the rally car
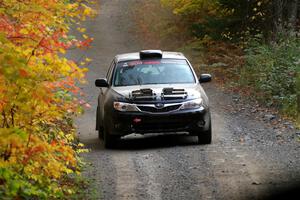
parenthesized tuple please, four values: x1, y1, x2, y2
(95, 50, 212, 148)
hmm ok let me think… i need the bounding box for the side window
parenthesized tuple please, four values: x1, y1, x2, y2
(106, 60, 113, 79)
(106, 60, 116, 85)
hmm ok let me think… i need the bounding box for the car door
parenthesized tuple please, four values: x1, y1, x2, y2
(99, 59, 116, 123)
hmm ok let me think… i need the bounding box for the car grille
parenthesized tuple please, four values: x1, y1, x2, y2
(132, 114, 196, 133)
(134, 121, 188, 132)
(137, 104, 181, 113)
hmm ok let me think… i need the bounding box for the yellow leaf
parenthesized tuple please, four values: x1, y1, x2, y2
(78, 142, 84, 147)
(19, 29, 29, 34)
(82, 34, 88, 39)
(67, 189, 74, 194)
(59, 48, 66, 54)
(77, 27, 86, 33)
(85, 57, 92, 62)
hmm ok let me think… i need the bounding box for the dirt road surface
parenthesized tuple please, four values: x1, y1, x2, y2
(72, 1, 300, 199)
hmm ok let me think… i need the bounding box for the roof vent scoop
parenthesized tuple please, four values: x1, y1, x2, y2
(140, 50, 163, 59)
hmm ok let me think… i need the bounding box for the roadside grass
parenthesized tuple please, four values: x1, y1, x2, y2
(70, 160, 100, 200)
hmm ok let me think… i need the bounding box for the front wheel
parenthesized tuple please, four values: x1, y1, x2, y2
(96, 106, 104, 139)
(103, 126, 118, 149)
(190, 118, 212, 144)
(197, 118, 212, 144)
(197, 125, 212, 144)
(98, 129, 104, 139)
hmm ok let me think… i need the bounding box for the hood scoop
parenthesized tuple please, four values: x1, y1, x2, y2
(129, 87, 188, 101)
(161, 88, 187, 100)
(130, 88, 156, 101)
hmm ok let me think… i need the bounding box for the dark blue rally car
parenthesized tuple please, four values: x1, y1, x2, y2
(95, 50, 212, 148)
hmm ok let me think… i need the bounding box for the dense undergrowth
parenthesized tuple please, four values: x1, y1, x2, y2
(241, 35, 300, 120)
(0, 0, 95, 199)
(197, 35, 300, 124)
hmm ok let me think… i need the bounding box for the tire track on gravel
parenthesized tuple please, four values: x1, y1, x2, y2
(112, 152, 140, 200)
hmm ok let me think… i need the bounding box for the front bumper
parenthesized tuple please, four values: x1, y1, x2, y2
(107, 108, 210, 136)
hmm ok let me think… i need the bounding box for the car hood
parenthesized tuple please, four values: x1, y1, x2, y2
(112, 83, 207, 103)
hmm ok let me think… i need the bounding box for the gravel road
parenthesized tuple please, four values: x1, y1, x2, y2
(73, 1, 300, 199)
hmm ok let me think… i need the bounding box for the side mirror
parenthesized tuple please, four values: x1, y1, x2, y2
(95, 78, 109, 87)
(199, 74, 212, 83)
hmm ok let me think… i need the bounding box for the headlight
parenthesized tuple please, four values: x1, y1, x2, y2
(113, 102, 139, 112)
(180, 98, 203, 110)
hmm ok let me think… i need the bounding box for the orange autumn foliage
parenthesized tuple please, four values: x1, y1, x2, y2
(0, 0, 95, 198)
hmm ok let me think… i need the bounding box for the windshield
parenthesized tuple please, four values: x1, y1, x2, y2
(113, 59, 195, 86)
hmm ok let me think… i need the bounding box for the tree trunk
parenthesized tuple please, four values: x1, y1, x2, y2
(297, 73, 300, 125)
(273, 0, 284, 34)
(287, 0, 298, 30)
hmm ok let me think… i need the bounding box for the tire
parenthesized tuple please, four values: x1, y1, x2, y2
(103, 126, 118, 149)
(96, 106, 104, 139)
(98, 129, 104, 139)
(96, 106, 99, 129)
(197, 121, 212, 144)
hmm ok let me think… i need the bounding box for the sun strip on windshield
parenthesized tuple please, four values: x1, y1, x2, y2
(120, 59, 187, 67)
